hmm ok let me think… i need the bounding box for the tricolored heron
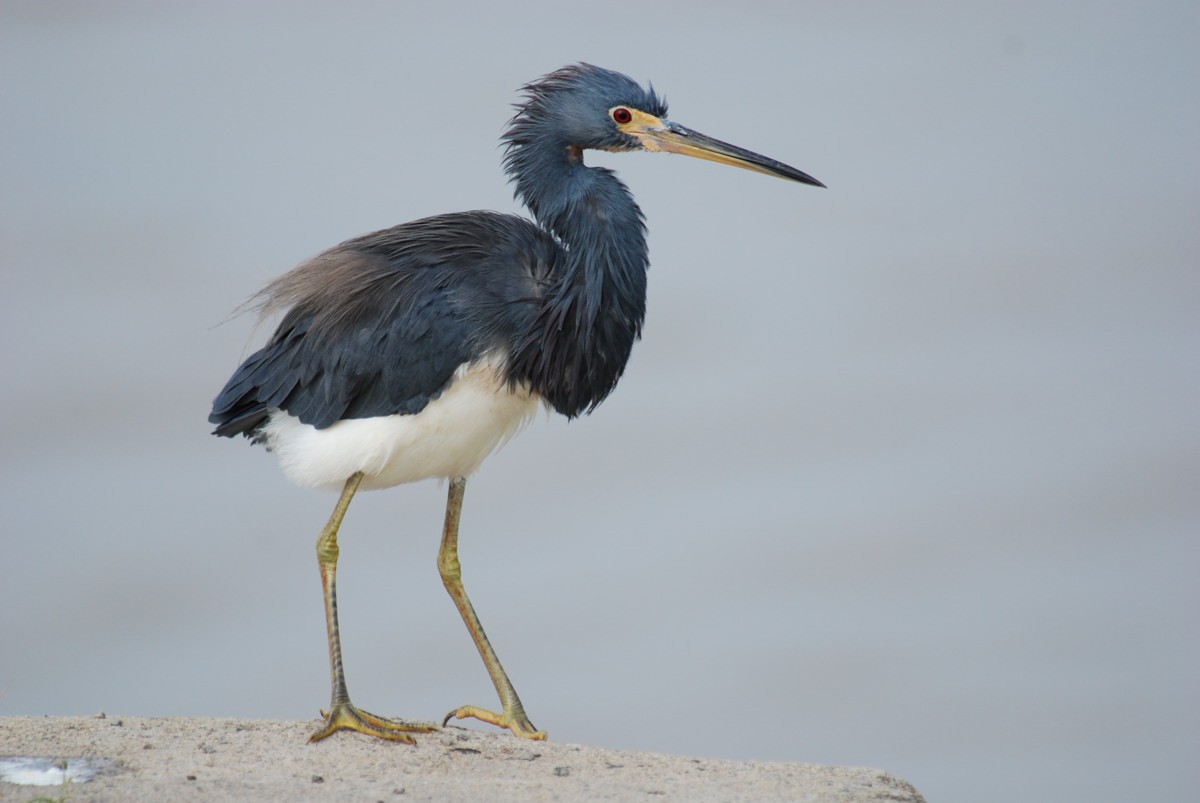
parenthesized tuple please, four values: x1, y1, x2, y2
(210, 63, 823, 744)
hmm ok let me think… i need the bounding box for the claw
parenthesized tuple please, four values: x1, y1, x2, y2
(310, 701, 439, 744)
(443, 704, 547, 740)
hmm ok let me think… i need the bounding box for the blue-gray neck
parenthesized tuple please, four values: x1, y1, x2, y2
(506, 138, 649, 418)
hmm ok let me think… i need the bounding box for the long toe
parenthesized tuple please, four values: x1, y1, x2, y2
(443, 704, 547, 740)
(311, 701, 439, 744)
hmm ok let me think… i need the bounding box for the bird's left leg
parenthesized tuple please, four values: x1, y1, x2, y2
(309, 471, 438, 744)
(438, 477, 547, 740)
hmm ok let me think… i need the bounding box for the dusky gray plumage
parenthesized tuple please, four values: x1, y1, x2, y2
(210, 211, 560, 436)
(210, 65, 670, 437)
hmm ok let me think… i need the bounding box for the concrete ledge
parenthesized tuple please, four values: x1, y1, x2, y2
(0, 716, 924, 802)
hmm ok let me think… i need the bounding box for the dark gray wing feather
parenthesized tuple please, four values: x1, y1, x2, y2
(209, 211, 559, 439)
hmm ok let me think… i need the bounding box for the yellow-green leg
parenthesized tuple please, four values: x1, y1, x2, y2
(439, 477, 546, 739)
(309, 471, 438, 744)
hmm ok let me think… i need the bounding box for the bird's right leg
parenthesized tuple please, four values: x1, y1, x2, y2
(309, 471, 438, 744)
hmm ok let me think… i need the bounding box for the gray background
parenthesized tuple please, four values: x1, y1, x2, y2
(2, 2, 1196, 801)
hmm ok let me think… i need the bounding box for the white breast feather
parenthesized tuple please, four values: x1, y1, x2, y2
(260, 358, 541, 491)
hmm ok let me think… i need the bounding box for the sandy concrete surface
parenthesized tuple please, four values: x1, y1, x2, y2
(0, 715, 924, 802)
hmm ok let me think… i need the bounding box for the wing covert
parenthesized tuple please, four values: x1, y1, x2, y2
(210, 211, 559, 439)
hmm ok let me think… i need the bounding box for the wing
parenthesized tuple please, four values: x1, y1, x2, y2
(209, 211, 560, 439)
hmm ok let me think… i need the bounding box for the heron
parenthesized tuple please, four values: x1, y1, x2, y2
(209, 63, 823, 745)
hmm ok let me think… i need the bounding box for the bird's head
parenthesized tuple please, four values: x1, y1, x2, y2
(505, 63, 824, 187)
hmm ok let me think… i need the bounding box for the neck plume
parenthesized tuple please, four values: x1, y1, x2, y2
(503, 124, 649, 418)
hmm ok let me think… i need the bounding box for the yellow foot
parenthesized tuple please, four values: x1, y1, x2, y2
(310, 702, 439, 744)
(443, 704, 547, 740)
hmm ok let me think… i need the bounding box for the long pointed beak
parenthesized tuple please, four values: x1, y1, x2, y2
(639, 120, 825, 188)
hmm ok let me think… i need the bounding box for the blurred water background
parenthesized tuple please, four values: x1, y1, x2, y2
(2, 3, 1197, 801)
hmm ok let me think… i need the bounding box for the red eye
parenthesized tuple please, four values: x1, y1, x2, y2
(612, 107, 633, 124)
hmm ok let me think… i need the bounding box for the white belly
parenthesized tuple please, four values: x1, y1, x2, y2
(260, 360, 540, 491)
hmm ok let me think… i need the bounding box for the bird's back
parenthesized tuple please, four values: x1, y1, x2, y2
(209, 211, 560, 441)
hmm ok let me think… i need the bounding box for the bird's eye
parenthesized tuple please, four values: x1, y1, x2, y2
(611, 107, 633, 125)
